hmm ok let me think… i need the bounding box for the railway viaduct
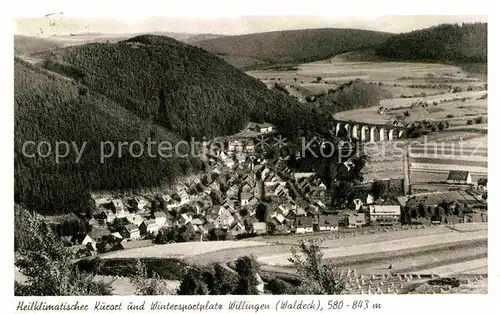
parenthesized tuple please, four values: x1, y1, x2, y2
(334, 120, 407, 142)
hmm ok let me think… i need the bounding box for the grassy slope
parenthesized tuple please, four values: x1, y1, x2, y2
(194, 28, 392, 69)
(14, 35, 63, 55)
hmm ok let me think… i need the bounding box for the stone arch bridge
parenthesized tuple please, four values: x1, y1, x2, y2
(334, 120, 406, 142)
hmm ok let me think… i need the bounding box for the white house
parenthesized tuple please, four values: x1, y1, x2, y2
(122, 224, 141, 240)
(293, 217, 314, 234)
(111, 199, 129, 218)
(176, 190, 190, 204)
(214, 209, 234, 227)
(179, 213, 192, 225)
(252, 222, 267, 235)
(369, 205, 401, 225)
(255, 122, 273, 134)
(132, 197, 149, 211)
(273, 213, 286, 225)
(139, 220, 159, 236)
(111, 199, 126, 214)
(153, 211, 167, 227)
(240, 192, 253, 206)
(317, 215, 339, 231)
(230, 222, 246, 236)
(224, 158, 235, 168)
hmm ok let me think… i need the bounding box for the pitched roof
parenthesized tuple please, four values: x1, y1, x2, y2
(447, 170, 471, 181)
(257, 122, 273, 128)
(142, 219, 158, 227)
(315, 200, 327, 209)
(348, 213, 366, 224)
(318, 215, 339, 226)
(231, 221, 245, 230)
(191, 218, 204, 225)
(70, 233, 91, 244)
(111, 199, 125, 210)
(240, 192, 253, 200)
(124, 224, 139, 232)
(274, 213, 286, 224)
(153, 211, 167, 218)
(402, 190, 484, 207)
(294, 216, 314, 227)
(294, 206, 307, 216)
(110, 232, 123, 239)
(127, 215, 144, 225)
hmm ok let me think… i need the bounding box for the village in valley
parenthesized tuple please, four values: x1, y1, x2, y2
(61, 119, 487, 259)
(13, 16, 488, 297)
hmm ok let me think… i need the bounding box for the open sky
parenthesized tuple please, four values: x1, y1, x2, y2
(13, 0, 487, 36)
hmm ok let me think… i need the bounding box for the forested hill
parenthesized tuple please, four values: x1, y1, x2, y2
(15, 58, 204, 214)
(42, 35, 330, 140)
(15, 35, 336, 214)
(193, 28, 392, 69)
(375, 23, 487, 63)
(315, 80, 393, 114)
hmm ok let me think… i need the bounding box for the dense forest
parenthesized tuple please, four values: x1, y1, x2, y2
(315, 79, 393, 114)
(375, 23, 487, 63)
(42, 35, 333, 140)
(193, 28, 392, 69)
(14, 58, 204, 214)
(15, 35, 340, 214)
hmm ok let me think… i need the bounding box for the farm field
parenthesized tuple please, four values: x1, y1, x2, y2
(257, 229, 487, 266)
(342, 244, 487, 275)
(100, 240, 270, 259)
(256, 224, 451, 246)
(334, 91, 486, 126)
(361, 134, 487, 182)
(187, 226, 452, 265)
(247, 57, 487, 185)
(415, 258, 487, 277)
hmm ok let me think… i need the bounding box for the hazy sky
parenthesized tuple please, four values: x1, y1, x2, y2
(13, 0, 487, 36)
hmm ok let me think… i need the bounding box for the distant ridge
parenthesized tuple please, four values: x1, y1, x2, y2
(193, 28, 392, 69)
(375, 23, 487, 64)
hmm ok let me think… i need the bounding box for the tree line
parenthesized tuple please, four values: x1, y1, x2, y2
(15, 206, 346, 296)
(375, 23, 487, 63)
